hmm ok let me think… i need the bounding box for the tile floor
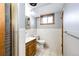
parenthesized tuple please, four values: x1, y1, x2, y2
(35, 44, 58, 56)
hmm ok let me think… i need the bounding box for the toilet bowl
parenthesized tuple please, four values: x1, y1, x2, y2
(37, 40, 45, 48)
(35, 35, 45, 48)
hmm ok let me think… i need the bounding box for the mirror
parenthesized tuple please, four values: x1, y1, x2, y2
(25, 16, 30, 29)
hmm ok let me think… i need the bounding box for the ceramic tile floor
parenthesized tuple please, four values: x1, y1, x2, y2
(35, 45, 58, 56)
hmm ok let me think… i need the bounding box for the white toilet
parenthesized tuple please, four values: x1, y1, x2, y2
(35, 35, 45, 48)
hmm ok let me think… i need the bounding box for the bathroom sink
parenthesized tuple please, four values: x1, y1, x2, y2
(37, 40, 45, 44)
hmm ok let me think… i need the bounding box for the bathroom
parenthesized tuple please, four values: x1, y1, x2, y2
(25, 3, 79, 56)
(25, 3, 63, 56)
(0, 3, 79, 56)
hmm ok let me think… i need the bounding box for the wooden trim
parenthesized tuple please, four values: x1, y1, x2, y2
(10, 3, 15, 56)
(40, 13, 55, 25)
(10, 3, 12, 56)
(40, 13, 54, 17)
(61, 11, 64, 56)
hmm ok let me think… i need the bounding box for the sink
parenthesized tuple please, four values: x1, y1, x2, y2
(37, 40, 45, 44)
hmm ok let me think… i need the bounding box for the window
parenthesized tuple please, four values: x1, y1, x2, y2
(40, 14, 54, 25)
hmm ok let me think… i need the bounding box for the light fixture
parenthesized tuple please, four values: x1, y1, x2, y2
(29, 3, 37, 6)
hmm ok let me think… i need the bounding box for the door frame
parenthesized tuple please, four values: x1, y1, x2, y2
(61, 11, 64, 56)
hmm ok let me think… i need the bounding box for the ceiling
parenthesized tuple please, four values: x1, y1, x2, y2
(26, 3, 50, 10)
(25, 3, 64, 17)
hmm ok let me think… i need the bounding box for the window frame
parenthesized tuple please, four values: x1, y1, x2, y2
(40, 13, 54, 25)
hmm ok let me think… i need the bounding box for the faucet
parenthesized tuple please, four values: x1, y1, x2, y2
(31, 33, 34, 37)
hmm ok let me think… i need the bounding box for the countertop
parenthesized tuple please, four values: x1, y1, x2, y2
(25, 37, 36, 43)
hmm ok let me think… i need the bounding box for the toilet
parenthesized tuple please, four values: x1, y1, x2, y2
(37, 40, 46, 49)
(35, 35, 45, 48)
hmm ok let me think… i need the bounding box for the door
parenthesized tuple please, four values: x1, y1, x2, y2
(0, 3, 14, 56)
(63, 4, 79, 56)
(0, 3, 5, 56)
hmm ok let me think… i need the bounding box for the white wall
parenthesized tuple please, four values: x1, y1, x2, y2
(25, 16, 37, 38)
(17, 3, 25, 56)
(30, 16, 37, 29)
(37, 12, 62, 55)
(25, 29, 37, 38)
(63, 4, 79, 56)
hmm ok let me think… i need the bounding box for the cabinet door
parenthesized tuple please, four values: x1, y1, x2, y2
(28, 43, 35, 55)
(0, 3, 5, 56)
(26, 39, 36, 56)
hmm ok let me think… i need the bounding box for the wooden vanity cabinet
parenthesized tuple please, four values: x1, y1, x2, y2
(26, 39, 36, 56)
